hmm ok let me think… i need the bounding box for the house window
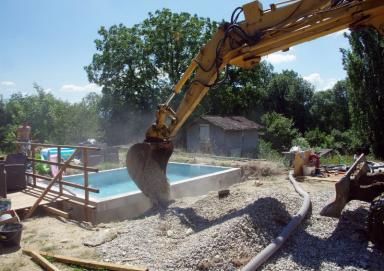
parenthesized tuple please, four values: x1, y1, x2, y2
(199, 124, 210, 143)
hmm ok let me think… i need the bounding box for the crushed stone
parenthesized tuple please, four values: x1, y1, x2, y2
(98, 178, 384, 270)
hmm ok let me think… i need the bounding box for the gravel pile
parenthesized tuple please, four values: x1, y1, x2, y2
(262, 190, 384, 271)
(98, 179, 384, 270)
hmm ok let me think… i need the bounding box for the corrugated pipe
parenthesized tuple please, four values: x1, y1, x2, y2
(241, 171, 312, 271)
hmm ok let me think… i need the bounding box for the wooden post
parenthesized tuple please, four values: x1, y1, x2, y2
(31, 145, 36, 186)
(25, 149, 78, 218)
(83, 148, 89, 221)
(38, 251, 148, 271)
(57, 146, 63, 194)
(23, 249, 61, 271)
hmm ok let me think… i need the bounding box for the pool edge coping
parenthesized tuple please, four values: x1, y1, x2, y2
(89, 167, 240, 203)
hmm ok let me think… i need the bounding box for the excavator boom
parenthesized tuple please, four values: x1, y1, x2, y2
(126, 0, 384, 205)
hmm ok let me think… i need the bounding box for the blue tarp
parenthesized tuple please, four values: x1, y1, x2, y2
(40, 147, 75, 160)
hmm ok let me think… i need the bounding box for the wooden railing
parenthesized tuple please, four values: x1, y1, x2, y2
(16, 142, 100, 220)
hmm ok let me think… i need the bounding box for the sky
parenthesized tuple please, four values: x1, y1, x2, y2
(0, 0, 350, 103)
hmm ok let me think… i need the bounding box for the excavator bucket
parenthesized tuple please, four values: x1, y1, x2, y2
(320, 154, 367, 217)
(320, 175, 351, 218)
(126, 141, 173, 206)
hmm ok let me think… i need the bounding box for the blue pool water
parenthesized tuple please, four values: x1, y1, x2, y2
(63, 163, 229, 199)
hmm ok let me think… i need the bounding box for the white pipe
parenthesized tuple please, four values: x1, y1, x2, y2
(241, 171, 311, 271)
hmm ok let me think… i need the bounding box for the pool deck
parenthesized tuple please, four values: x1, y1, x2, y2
(7, 186, 68, 211)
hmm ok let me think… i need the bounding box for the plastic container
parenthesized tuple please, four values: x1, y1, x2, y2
(0, 223, 23, 247)
(5, 165, 26, 191)
(303, 165, 315, 176)
(5, 154, 27, 192)
(0, 198, 11, 212)
(0, 214, 12, 222)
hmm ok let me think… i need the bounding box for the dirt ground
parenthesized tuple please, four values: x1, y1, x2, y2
(0, 216, 100, 271)
(0, 158, 381, 270)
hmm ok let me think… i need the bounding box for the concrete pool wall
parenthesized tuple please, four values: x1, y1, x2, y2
(61, 165, 242, 223)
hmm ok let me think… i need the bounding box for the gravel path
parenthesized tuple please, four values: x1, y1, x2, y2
(98, 177, 384, 271)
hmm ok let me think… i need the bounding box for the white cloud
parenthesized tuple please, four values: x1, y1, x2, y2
(304, 73, 322, 84)
(304, 73, 338, 91)
(60, 83, 101, 93)
(265, 53, 296, 64)
(1, 81, 15, 86)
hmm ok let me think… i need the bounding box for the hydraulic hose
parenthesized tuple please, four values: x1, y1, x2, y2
(241, 171, 312, 271)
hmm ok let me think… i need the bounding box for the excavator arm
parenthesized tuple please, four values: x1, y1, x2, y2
(127, 0, 384, 205)
(147, 0, 384, 141)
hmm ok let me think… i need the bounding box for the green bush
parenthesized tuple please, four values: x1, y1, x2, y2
(35, 153, 50, 175)
(261, 112, 299, 151)
(305, 128, 327, 147)
(257, 139, 283, 162)
(291, 137, 310, 150)
(305, 128, 362, 154)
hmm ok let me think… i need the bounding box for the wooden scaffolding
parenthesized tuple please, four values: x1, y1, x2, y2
(12, 142, 100, 221)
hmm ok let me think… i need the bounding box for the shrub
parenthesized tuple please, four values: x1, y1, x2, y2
(35, 153, 50, 175)
(305, 128, 327, 147)
(261, 112, 299, 151)
(257, 139, 283, 161)
(291, 136, 310, 150)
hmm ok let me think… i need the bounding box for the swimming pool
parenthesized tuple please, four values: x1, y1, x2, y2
(63, 162, 231, 199)
(59, 162, 241, 223)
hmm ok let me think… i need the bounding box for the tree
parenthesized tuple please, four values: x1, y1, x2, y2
(305, 128, 327, 148)
(332, 80, 350, 131)
(309, 80, 350, 133)
(65, 93, 104, 143)
(1, 85, 103, 149)
(342, 28, 384, 158)
(264, 70, 314, 132)
(85, 10, 218, 144)
(0, 96, 13, 151)
(206, 62, 273, 118)
(309, 89, 335, 132)
(261, 112, 299, 151)
(5, 84, 68, 143)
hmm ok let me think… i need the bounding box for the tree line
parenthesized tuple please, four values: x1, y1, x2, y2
(0, 84, 102, 151)
(1, 10, 383, 158)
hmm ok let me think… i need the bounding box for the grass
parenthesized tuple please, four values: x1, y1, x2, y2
(44, 255, 55, 263)
(320, 153, 383, 166)
(320, 154, 354, 166)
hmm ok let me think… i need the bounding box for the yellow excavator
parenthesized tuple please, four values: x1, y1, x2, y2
(126, 0, 384, 208)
